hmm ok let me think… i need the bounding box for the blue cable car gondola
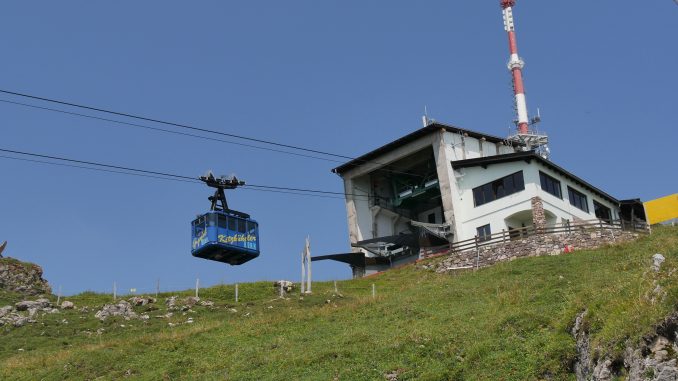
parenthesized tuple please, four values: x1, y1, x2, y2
(191, 173, 260, 265)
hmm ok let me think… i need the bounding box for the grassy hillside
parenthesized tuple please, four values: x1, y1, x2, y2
(1, 227, 677, 380)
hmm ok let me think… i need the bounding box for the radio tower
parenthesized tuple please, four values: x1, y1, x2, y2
(500, 0, 550, 158)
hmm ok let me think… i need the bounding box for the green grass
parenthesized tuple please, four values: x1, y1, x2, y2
(1, 227, 677, 380)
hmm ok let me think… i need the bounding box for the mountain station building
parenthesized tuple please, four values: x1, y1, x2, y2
(315, 122, 643, 278)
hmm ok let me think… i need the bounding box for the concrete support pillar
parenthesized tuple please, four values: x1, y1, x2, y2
(532, 196, 546, 233)
(433, 129, 459, 240)
(343, 178, 361, 246)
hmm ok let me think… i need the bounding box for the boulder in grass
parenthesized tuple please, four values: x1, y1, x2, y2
(94, 301, 138, 321)
(15, 298, 51, 311)
(0, 305, 13, 318)
(60, 301, 75, 310)
(128, 296, 156, 306)
(273, 280, 294, 293)
(652, 253, 665, 272)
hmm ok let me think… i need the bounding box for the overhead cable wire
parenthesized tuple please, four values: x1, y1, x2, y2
(0, 99, 343, 164)
(0, 147, 373, 200)
(0, 89, 354, 160)
(0, 89, 425, 178)
(0, 154, 201, 184)
(0, 154, 346, 200)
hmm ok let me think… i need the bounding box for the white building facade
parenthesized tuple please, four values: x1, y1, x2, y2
(330, 122, 624, 277)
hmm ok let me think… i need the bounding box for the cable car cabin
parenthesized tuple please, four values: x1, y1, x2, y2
(191, 211, 260, 265)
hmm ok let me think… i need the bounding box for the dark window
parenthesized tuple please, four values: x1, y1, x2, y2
(236, 218, 246, 233)
(539, 171, 562, 199)
(568, 187, 589, 213)
(217, 214, 228, 229)
(192, 217, 205, 236)
(594, 200, 612, 222)
(473, 171, 525, 207)
(428, 213, 436, 223)
(247, 221, 258, 235)
(207, 213, 217, 227)
(228, 216, 237, 231)
(477, 224, 491, 241)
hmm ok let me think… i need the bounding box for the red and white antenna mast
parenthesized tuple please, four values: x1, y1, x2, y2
(500, 0, 550, 157)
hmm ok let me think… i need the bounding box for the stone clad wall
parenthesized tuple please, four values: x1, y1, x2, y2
(0, 258, 51, 296)
(424, 228, 641, 273)
(531, 196, 546, 230)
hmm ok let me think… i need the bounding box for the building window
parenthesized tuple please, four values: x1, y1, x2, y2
(539, 171, 562, 199)
(594, 200, 612, 222)
(477, 224, 491, 241)
(568, 186, 589, 213)
(472, 171, 525, 207)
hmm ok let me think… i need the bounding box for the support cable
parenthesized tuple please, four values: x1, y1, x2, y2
(0, 147, 373, 200)
(0, 89, 425, 178)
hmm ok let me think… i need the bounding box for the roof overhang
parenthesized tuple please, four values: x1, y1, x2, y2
(451, 151, 621, 205)
(331, 122, 521, 176)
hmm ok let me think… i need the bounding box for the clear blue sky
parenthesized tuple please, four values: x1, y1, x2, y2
(1, 1, 676, 295)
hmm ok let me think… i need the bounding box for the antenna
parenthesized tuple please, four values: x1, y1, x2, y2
(499, 0, 550, 158)
(422, 106, 431, 127)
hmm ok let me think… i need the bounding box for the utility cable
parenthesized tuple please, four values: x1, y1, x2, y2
(0, 89, 425, 178)
(0, 89, 354, 160)
(0, 147, 374, 200)
(0, 99, 343, 164)
(0, 154, 347, 200)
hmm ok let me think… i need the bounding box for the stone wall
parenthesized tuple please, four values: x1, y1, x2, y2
(424, 228, 641, 273)
(0, 258, 51, 296)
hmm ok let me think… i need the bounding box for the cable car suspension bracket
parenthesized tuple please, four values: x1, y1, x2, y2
(199, 172, 250, 218)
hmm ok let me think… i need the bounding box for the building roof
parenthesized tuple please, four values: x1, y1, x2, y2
(450, 151, 621, 204)
(331, 122, 519, 175)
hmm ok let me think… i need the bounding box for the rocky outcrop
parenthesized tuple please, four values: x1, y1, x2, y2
(128, 296, 156, 306)
(0, 257, 51, 296)
(0, 298, 59, 327)
(623, 312, 678, 381)
(574, 312, 678, 381)
(571, 255, 678, 380)
(572, 310, 593, 380)
(95, 301, 138, 321)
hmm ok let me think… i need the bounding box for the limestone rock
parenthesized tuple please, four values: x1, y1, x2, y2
(15, 298, 51, 311)
(165, 296, 177, 308)
(183, 296, 200, 307)
(128, 296, 156, 306)
(0, 257, 51, 296)
(200, 300, 215, 307)
(0, 311, 32, 327)
(95, 301, 138, 321)
(273, 280, 294, 293)
(0, 305, 13, 318)
(653, 253, 666, 272)
(60, 301, 75, 310)
(591, 359, 613, 381)
(571, 310, 592, 381)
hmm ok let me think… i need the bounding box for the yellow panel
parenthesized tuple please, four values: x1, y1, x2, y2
(644, 193, 678, 225)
